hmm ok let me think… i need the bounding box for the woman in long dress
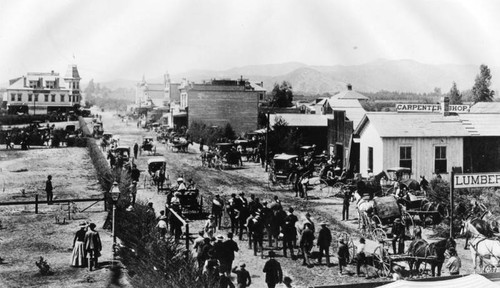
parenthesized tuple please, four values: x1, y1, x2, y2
(71, 222, 87, 267)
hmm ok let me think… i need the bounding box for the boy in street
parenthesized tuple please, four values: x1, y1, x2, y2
(232, 263, 251, 288)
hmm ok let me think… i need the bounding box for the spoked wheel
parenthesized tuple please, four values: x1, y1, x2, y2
(483, 264, 497, 273)
(339, 232, 357, 264)
(332, 182, 345, 198)
(318, 179, 333, 198)
(372, 228, 387, 243)
(373, 246, 391, 277)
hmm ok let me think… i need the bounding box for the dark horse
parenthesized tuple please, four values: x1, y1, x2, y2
(356, 171, 388, 199)
(407, 237, 456, 277)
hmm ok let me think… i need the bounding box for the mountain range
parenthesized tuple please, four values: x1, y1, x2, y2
(98, 59, 500, 96)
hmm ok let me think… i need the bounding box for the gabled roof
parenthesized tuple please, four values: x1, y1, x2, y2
(273, 113, 329, 127)
(355, 112, 470, 137)
(469, 102, 500, 113)
(332, 85, 369, 100)
(328, 98, 366, 127)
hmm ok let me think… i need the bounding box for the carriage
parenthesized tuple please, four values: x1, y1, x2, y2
(234, 139, 259, 162)
(169, 137, 192, 153)
(113, 146, 131, 165)
(211, 143, 242, 170)
(146, 157, 167, 190)
(268, 153, 299, 191)
(141, 136, 157, 155)
(383, 167, 414, 194)
(92, 121, 104, 138)
(358, 195, 415, 244)
(167, 187, 203, 215)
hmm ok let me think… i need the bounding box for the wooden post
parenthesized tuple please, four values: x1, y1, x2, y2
(185, 223, 190, 252)
(68, 201, 71, 220)
(450, 170, 455, 239)
(35, 194, 38, 214)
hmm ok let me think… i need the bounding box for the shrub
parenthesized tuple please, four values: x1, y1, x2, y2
(35, 256, 53, 276)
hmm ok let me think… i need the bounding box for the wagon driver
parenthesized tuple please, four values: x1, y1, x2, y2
(391, 218, 405, 254)
(176, 177, 187, 194)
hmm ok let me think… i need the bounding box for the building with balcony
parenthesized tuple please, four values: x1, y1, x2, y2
(6, 64, 81, 115)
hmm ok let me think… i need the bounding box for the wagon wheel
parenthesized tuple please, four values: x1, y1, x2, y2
(372, 228, 387, 243)
(402, 212, 415, 238)
(483, 263, 497, 273)
(332, 182, 345, 198)
(373, 246, 391, 277)
(362, 213, 373, 237)
(339, 232, 356, 264)
(371, 215, 382, 229)
(318, 179, 333, 198)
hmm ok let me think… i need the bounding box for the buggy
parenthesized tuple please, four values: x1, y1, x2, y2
(114, 146, 131, 163)
(141, 136, 157, 155)
(92, 122, 104, 138)
(234, 139, 259, 162)
(146, 157, 167, 190)
(268, 153, 299, 191)
(212, 143, 242, 170)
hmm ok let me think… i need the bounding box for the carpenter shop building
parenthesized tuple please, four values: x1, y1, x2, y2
(6, 64, 81, 115)
(353, 98, 500, 181)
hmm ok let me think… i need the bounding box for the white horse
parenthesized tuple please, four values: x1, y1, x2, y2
(354, 190, 374, 229)
(461, 218, 500, 271)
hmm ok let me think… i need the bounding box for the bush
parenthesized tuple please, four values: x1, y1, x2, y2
(35, 256, 54, 276)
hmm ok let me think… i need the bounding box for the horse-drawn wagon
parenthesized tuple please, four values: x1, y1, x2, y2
(169, 137, 192, 153)
(141, 136, 157, 155)
(234, 139, 259, 162)
(268, 153, 299, 191)
(146, 157, 167, 189)
(212, 143, 242, 170)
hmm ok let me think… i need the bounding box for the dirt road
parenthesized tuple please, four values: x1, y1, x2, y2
(97, 110, 475, 287)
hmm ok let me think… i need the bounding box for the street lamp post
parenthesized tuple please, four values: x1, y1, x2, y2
(110, 182, 121, 257)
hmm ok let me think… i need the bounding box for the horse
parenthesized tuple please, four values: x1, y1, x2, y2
(201, 150, 216, 167)
(461, 218, 500, 271)
(406, 237, 456, 277)
(481, 210, 500, 234)
(461, 214, 494, 249)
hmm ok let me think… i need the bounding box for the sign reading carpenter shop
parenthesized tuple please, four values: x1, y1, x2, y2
(454, 173, 500, 188)
(396, 104, 470, 113)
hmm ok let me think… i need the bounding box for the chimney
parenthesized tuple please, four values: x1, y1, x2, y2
(347, 83, 352, 91)
(51, 70, 54, 75)
(441, 96, 450, 116)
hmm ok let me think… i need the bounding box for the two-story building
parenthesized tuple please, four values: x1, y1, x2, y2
(170, 78, 265, 133)
(6, 64, 81, 115)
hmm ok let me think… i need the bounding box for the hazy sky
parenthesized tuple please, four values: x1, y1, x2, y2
(1, 0, 499, 83)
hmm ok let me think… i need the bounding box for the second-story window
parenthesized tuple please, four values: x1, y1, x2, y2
(28, 94, 32, 101)
(34, 94, 38, 102)
(51, 94, 55, 102)
(60, 94, 65, 102)
(17, 94, 22, 101)
(11, 93, 15, 101)
(44, 94, 49, 102)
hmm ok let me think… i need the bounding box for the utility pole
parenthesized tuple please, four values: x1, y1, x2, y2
(265, 112, 270, 172)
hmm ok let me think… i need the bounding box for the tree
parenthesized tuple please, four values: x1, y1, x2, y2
(448, 82, 462, 104)
(270, 81, 293, 107)
(472, 64, 495, 102)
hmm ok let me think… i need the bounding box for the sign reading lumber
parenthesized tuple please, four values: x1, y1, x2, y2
(454, 173, 500, 188)
(396, 104, 470, 113)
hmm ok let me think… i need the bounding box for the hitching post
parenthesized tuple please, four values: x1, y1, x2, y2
(450, 170, 455, 238)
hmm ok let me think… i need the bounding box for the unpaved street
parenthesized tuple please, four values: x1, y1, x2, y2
(97, 110, 475, 287)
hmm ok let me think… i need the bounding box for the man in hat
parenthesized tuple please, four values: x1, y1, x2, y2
(337, 239, 349, 274)
(317, 222, 332, 266)
(251, 212, 265, 257)
(300, 222, 314, 267)
(232, 263, 251, 288)
(130, 164, 140, 182)
(342, 188, 352, 221)
(221, 232, 239, 276)
(303, 212, 315, 233)
(133, 141, 139, 159)
(129, 180, 138, 206)
(227, 193, 240, 235)
(212, 235, 226, 269)
(212, 195, 224, 229)
(237, 192, 249, 241)
(205, 214, 217, 238)
(197, 237, 212, 270)
(283, 207, 298, 259)
(45, 175, 53, 204)
(263, 251, 283, 288)
(84, 223, 102, 271)
(391, 218, 405, 254)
